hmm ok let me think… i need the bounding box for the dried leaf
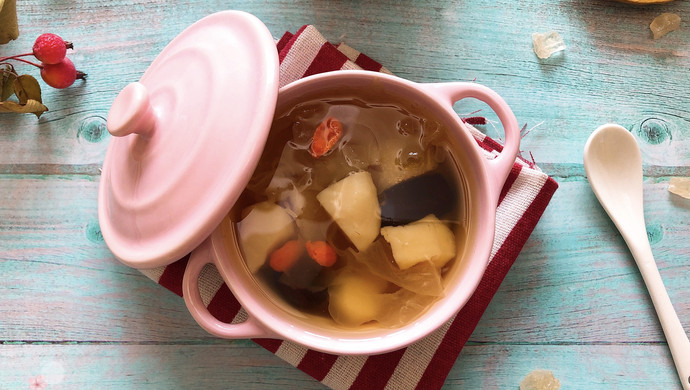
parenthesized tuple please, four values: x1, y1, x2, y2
(0, 0, 20, 45)
(0, 99, 48, 118)
(14, 74, 43, 104)
(1, 66, 16, 101)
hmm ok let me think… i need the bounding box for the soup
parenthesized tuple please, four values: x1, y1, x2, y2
(230, 93, 468, 328)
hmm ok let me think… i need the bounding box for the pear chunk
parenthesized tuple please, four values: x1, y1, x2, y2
(237, 201, 295, 273)
(328, 269, 388, 327)
(316, 171, 381, 251)
(381, 215, 456, 270)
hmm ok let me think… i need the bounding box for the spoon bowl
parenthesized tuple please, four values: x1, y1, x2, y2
(584, 123, 690, 390)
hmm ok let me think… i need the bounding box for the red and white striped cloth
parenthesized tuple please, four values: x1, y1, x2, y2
(139, 25, 559, 390)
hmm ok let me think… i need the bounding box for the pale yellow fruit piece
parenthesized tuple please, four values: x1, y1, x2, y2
(381, 215, 456, 270)
(316, 171, 381, 252)
(370, 147, 438, 191)
(0, 0, 19, 44)
(328, 269, 388, 327)
(237, 201, 295, 273)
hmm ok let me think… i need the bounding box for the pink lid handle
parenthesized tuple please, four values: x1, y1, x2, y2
(182, 238, 269, 339)
(106, 82, 157, 139)
(424, 82, 520, 205)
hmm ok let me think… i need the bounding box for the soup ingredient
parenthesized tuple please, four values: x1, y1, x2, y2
(379, 172, 457, 226)
(237, 201, 296, 273)
(0, 0, 19, 44)
(305, 240, 338, 267)
(650, 13, 681, 40)
(341, 124, 380, 171)
(373, 288, 437, 327)
(262, 241, 327, 296)
(519, 369, 561, 390)
(279, 252, 324, 290)
(328, 264, 439, 327)
(310, 116, 343, 157)
(381, 215, 456, 270)
(269, 240, 304, 272)
(328, 269, 388, 327)
(348, 238, 444, 296)
(275, 281, 328, 310)
(241, 96, 466, 328)
(668, 177, 690, 199)
(371, 131, 440, 191)
(33, 33, 72, 64)
(531, 31, 566, 59)
(316, 171, 381, 252)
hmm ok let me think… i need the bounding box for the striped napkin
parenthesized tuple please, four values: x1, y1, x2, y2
(139, 25, 558, 390)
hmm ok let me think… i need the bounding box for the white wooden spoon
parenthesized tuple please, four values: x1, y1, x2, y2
(584, 123, 690, 390)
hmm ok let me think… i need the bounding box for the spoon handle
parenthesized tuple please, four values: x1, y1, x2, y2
(624, 230, 690, 390)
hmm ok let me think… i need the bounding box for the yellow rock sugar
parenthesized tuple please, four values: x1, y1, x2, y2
(668, 177, 690, 199)
(650, 13, 681, 40)
(520, 369, 561, 390)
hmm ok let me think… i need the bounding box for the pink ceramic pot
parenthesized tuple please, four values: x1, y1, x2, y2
(99, 10, 520, 356)
(181, 70, 520, 355)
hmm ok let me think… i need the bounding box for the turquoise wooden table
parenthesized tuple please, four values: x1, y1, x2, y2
(1, 0, 689, 388)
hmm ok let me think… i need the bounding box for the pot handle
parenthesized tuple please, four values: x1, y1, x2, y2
(425, 82, 520, 205)
(182, 238, 270, 339)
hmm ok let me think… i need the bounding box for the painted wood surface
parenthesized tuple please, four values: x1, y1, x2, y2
(1, 0, 688, 389)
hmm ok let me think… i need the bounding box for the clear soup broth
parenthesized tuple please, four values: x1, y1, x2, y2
(230, 92, 469, 329)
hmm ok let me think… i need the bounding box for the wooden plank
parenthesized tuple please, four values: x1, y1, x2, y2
(0, 342, 326, 389)
(0, 344, 681, 389)
(0, 175, 215, 341)
(1, 0, 688, 170)
(448, 344, 681, 389)
(1, 257, 217, 342)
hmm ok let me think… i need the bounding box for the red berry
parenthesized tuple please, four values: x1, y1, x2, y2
(33, 33, 69, 65)
(41, 58, 79, 89)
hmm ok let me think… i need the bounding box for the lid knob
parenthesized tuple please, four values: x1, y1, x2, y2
(107, 82, 156, 139)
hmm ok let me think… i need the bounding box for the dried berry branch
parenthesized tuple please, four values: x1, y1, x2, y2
(0, 33, 87, 117)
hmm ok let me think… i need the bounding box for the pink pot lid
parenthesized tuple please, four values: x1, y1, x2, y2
(98, 11, 279, 269)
